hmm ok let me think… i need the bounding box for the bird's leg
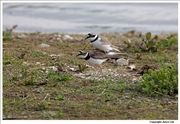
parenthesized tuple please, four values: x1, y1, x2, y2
(98, 65, 105, 76)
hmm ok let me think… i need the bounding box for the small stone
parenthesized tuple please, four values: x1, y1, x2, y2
(116, 58, 129, 66)
(16, 34, 27, 39)
(38, 44, 50, 48)
(62, 35, 73, 41)
(18, 74, 24, 79)
(22, 62, 30, 66)
(69, 68, 75, 71)
(23, 62, 27, 65)
(132, 77, 137, 83)
(35, 62, 41, 65)
(175, 94, 178, 99)
(127, 65, 136, 70)
(49, 66, 58, 71)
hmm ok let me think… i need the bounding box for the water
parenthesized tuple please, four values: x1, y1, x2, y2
(3, 2, 178, 34)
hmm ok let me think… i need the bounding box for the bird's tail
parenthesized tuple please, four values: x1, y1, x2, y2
(107, 52, 127, 56)
(112, 47, 120, 52)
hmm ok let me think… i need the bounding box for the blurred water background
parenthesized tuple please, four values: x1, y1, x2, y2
(3, 2, 178, 34)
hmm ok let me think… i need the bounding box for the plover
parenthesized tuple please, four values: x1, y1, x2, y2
(77, 50, 108, 75)
(85, 33, 120, 52)
(77, 50, 126, 74)
(77, 50, 108, 65)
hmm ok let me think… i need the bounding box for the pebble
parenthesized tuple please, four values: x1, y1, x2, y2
(35, 62, 41, 65)
(116, 58, 129, 66)
(127, 65, 136, 70)
(22, 61, 31, 66)
(62, 34, 73, 41)
(38, 44, 50, 48)
(16, 34, 27, 39)
(49, 66, 58, 71)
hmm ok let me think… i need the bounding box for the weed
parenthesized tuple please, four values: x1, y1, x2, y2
(130, 47, 142, 53)
(139, 64, 178, 96)
(30, 51, 48, 58)
(77, 64, 89, 72)
(57, 110, 64, 117)
(36, 102, 48, 111)
(3, 100, 8, 107)
(140, 32, 159, 52)
(159, 34, 178, 50)
(48, 71, 73, 82)
(155, 55, 171, 63)
(24, 76, 37, 86)
(59, 42, 71, 48)
(56, 94, 65, 101)
(3, 31, 13, 41)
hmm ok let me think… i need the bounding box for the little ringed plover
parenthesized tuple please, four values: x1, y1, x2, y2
(77, 50, 108, 65)
(85, 33, 120, 53)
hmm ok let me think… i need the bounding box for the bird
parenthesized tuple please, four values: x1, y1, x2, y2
(77, 50, 126, 75)
(85, 33, 120, 52)
(77, 50, 108, 75)
(77, 50, 108, 65)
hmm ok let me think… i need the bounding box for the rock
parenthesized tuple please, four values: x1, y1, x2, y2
(22, 62, 31, 66)
(62, 34, 73, 41)
(16, 34, 27, 39)
(49, 66, 58, 71)
(38, 44, 50, 48)
(175, 94, 178, 99)
(116, 58, 129, 66)
(35, 62, 41, 65)
(127, 65, 136, 70)
(49, 54, 62, 57)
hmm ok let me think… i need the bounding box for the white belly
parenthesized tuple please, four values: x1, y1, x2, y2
(88, 58, 107, 65)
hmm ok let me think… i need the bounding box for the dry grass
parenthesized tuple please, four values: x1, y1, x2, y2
(3, 31, 178, 120)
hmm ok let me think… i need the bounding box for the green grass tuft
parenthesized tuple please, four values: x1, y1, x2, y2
(3, 31, 13, 41)
(48, 71, 73, 82)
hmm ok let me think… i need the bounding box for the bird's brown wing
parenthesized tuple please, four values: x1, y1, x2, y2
(89, 50, 108, 59)
(100, 36, 120, 50)
(106, 53, 127, 59)
(100, 36, 112, 45)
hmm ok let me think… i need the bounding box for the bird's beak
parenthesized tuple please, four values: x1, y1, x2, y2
(85, 35, 90, 40)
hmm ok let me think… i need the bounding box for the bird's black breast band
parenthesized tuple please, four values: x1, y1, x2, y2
(91, 36, 98, 42)
(85, 53, 91, 60)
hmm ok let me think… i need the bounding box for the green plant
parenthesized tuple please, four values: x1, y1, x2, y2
(3, 31, 13, 41)
(59, 42, 71, 48)
(141, 32, 159, 52)
(159, 34, 178, 49)
(36, 102, 48, 111)
(56, 94, 65, 101)
(139, 64, 178, 96)
(57, 110, 64, 117)
(77, 64, 89, 72)
(30, 51, 48, 57)
(48, 71, 73, 82)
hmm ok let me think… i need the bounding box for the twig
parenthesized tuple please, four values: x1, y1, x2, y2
(42, 93, 49, 102)
(21, 95, 29, 101)
(153, 91, 170, 98)
(97, 89, 106, 96)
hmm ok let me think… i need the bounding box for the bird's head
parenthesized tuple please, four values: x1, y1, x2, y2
(77, 50, 89, 59)
(85, 33, 97, 41)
